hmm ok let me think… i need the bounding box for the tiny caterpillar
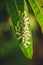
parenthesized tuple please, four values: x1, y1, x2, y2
(15, 11, 32, 48)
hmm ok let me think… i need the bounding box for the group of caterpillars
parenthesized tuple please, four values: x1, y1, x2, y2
(15, 10, 32, 48)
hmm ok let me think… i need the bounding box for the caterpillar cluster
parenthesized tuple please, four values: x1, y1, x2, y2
(15, 11, 32, 48)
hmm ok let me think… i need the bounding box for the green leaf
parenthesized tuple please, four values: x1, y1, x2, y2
(28, 0, 43, 33)
(7, 0, 33, 59)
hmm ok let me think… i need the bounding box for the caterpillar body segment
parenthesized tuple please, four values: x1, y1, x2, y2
(28, 0, 43, 33)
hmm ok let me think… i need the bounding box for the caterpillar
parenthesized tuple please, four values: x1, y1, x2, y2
(7, 0, 33, 59)
(28, 0, 43, 33)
